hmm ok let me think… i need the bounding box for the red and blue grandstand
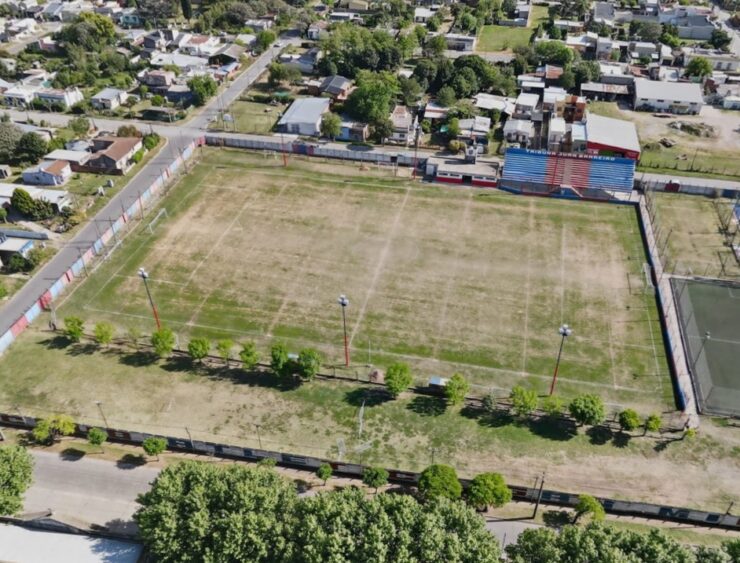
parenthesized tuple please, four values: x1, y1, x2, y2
(500, 148, 636, 200)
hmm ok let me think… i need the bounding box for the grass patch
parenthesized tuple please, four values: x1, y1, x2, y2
(214, 100, 287, 134)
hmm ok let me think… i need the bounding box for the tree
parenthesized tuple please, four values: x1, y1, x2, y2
(559, 68, 575, 90)
(362, 466, 389, 493)
(568, 394, 605, 426)
(270, 342, 290, 377)
(216, 338, 233, 366)
(509, 385, 538, 417)
(447, 116, 461, 138)
(59, 13, 116, 51)
(573, 60, 600, 87)
(239, 341, 260, 370)
(372, 118, 394, 144)
(444, 373, 469, 406)
(187, 337, 210, 364)
(136, 0, 177, 25)
(467, 472, 512, 511)
(506, 527, 561, 562)
(117, 124, 141, 138)
(64, 316, 84, 343)
(385, 362, 412, 397)
(151, 327, 175, 359)
(16, 132, 48, 163)
(482, 392, 497, 414)
(644, 413, 662, 435)
(142, 436, 167, 460)
(0, 207, 6, 223)
(399, 76, 422, 106)
(68, 116, 90, 137)
(87, 427, 108, 452)
(0, 446, 33, 516)
(425, 34, 447, 57)
(10, 187, 34, 217)
(710, 28, 731, 50)
(180, 0, 192, 20)
(256, 29, 276, 51)
(635, 21, 661, 42)
(685, 56, 713, 78)
(418, 464, 462, 500)
(143, 133, 160, 150)
(0, 122, 21, 163)
(32, 414, 76, 444)
(437, 85, 457, 107)
(93, 322, 114, 347)
(316, 463, 332, 485)
(187, 75, 218, 107)
(136, 462, 297, 562)
(618, 409, 641, 433)
(150, 94, 165, 107)
(573, 494, 605, 523)
(346, 77, 395, 123)
(320, 113, 341, 140)
(534, 41, 574, 65)
(542, 395, 563, 418)
(296, 348, 321, 380)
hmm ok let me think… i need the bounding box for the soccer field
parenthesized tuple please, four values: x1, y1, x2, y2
(56, 149, 672, 407)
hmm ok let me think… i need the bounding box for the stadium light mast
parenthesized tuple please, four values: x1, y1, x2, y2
(549, 324, 573, 396)
(338, 294, 350, 367)
(138, 268, 161, 330)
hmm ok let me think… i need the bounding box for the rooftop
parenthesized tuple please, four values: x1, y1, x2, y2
(634, 79, 704, 105)
(278, 97, 331, 126)
(585, 113, 640, 153)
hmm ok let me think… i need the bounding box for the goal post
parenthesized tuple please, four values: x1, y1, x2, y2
(147, 208, 169, 234)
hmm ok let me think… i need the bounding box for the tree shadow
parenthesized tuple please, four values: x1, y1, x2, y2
(612, 432, 631, 448)
(66, 342, 98, 356)
(161, 355, 194, 373)
(586, 425, 613, 445)
(344, 387, 391, 407)
(528, 416, 577, 442)
(406, 395, 446, 417)
(60, 447, 86, 461)
(118, 350, 159, 367)
(460, 405, 514, 428)
(40, 335, 72, 350)
(543, 510, 572, 528)
(201, 364, 303, 392)
(116, 453, 147, 469)
(101, 518, 139, 538)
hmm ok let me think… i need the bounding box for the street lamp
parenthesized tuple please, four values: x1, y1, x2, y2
(95, 401, 110, 429)
(138, 268, 161, 330)
(338, 294, 350, 367)
(691, 331, 711, 374)
(549, 324, 573, 396)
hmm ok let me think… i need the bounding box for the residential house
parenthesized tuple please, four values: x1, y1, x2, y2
(318, 75, 352, 101)
(307, 21, 329, 41)
(14, 122, 53, 142)
(337, 116, 369, 142)
(562, 94, 586, 122)
(580, 81, 630, 101)
(44, 149, 91, 170)
(542, 87, 567, 114)
(414, 7, 435, 23)
(565, 32, 598, 55)
(119, 11, 143, 28)
(548, 116, 566, 151)
(235, 33, 256, 47)
(180, 34, 221, 57)
(138, 69, 176, 93)
(592, 2, 632, 26)
(535, 64, 564, 86)
(209, 43, 245, 66)
(34, 37, 59, 53)
(3, 18, 37, 39)
(389, 105, 415, 144)
(445, 33, 477, 51)
(1, 85, 37, 107)
(681, 47, 740, 73)
(277, 97, 331, 136)
(552, 19, 585, 33)
(474, 93, 516, 115)
(34, 87, 84, 109)
(503, 119, 534, 146)
(457, 116, 491, 144)
(244, 18, 273, 32)
(513, 92, 539, 118)
(0, 183, 71, 212)
(40, 1, 63, 20)
(164, 84, 193, 105)
(91, 87, 129, 110)
(423, 101, 450, 121)
(87, 136, 143, 174)
(629, 41, 657, 61)
(328, 11, 362, 22)
(149, 52, 209, 74)
(633, 79, 703, 114)
(21, 159, 71, 186)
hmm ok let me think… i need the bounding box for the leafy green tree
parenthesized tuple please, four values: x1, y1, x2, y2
(187, 337, 210, 364)
(10, 187, 36, 217)
(135, 462, 297, 562)
(710, 28, 731, 50)
(180, 0, 192, 19)
(270, 342, 290, 377)
(136, 0, 177, 25)
(296, 348, 321, 380)
(644, 413, 662, 435)
(542, 395, 564, 418)
(216, 338, 233, 366)
(151, 327, 175, 359)
(447, 116, 461, 137)
(506, 527, 561, 562)
(399, 76, 422, 106)
(418, 464, 462, 500)
(64, 316, 84, 342)
(509, 385, 538, 417)
(437, 85, 457, 107)
(467, 472, 512, 510)
(142, 436, 167, 460)
(16, 132, 48, 163)
(256, 29, 276, 51)
(32, 414, 76, 444)
(482, 392, 497, 414)
(87, 427, 108, 452)
(618, 409, 641, 433)
(93, 322, 114, 347)
(534, 41, 574, 65)
(685, 56, 713, 78)
(346, 76, 395, 123)
(425, 34, 447, 57)
(569, 394, 605, 426)
(187, 75, 218, 106)
(59, 13, 116, 51)
(0, 207, 7, 223)
(445, 373, 469, 406)
(573, 494, 605, 523)
(239, 341, 260, 370)
(68, 116, 90, 137)
(694, 545, 731, 563)
(316, 463, 333, 485)
(573, 60, 601, 87)
(385, 362, 412, 397)
(362, 466, 389, 493)
(320, 112, 341, 140)
(143, 133, 160, 150)
(723, 539, 740, 561)
(559, 68, 575, 90)
(372, 118, 394, 144)
(0, 446, 34, 516)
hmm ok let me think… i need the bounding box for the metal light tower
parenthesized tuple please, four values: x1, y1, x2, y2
(139, 268, 161, 330)
(338, 294, 350, 367)
(549, 324, 573, 396)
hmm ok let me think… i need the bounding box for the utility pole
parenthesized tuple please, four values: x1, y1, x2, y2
(532, 472, 546, 518)
(95, 401, 110, 429)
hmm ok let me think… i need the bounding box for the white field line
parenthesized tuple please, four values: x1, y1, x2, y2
(605, 302, 618, 389)
(521, 200, 534, 375)
(560, 223, 566, 323)
(348, 187, 411, 345)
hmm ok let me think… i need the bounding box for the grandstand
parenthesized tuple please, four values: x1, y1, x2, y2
(500, 148, 635, 200)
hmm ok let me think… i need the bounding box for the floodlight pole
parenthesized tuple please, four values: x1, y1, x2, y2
(549, 324, 573, 396)
(95, 401, 110, 429)
(139, 267, 161, 330)
(338, 294, 350, 367)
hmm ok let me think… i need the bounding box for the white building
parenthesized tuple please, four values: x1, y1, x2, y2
(277, 97, 331, 136)
(633, 79, 704, 114)
(513, 92, 539, 118)
(0, 183, 71, 212)
(91, 87, 129, 110)
(35, 87, 84, 109)
(21, 159, 72, 186)
(444, 33, 477, 52)
(503, 119, 534, 146)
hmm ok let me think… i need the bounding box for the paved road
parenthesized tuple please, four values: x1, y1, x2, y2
(24, 450, 160, 535)
(485, 518, 540, 549)
(0, 39, 297, 338)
